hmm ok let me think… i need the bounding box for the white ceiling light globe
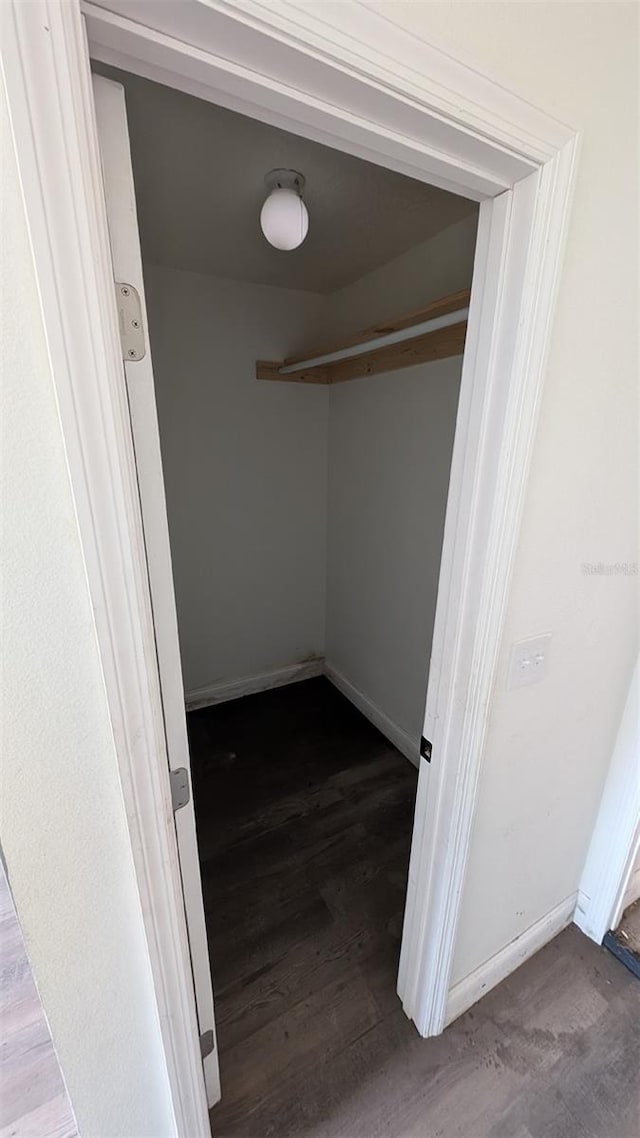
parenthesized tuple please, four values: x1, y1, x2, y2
(260, 187, 309, 251)
(260, 176, 309, 251)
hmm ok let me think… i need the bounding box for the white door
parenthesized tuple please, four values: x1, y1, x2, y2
(92, 74, 221, 1107)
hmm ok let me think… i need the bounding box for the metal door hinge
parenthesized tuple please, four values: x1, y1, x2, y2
(200, 1029, 215, 1059)
(115, 282, 146, 361)
(420, 736, 432, 763)
(170, 767, 190, 812)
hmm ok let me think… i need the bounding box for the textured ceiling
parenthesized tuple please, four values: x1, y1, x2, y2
(94, 64, 478, 295)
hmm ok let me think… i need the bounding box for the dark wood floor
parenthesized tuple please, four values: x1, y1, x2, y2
(189, 678, 640, 1138)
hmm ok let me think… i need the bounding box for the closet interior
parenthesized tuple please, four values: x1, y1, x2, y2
(94, 59, 479, 1111)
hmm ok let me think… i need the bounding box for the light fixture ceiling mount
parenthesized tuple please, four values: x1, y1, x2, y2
(260, 168, 309, 251)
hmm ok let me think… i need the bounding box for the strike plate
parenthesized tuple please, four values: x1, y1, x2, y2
(420, 736, 432, 763)
(170, 767, 190, 812)
(115, 281, 145, 361)
(200, 1029, 215, 1059)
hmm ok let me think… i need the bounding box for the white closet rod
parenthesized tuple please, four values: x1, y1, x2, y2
(278, 306, 469, 375)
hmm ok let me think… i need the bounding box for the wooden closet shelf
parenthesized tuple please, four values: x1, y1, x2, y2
(256, 288, 470, 386)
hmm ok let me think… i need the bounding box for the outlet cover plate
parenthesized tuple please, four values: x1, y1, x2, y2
(507, 634, 551, 689)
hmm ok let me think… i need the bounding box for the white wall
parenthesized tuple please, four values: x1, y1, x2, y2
(366, 1, 639, 987)
(325, 214, 478, 338)
(324, 216, 477, 748)
(0, 90, 176, 1137)
(146, 217, 476, 733)
(144, 265, 329, 697)
(325, 359, 464, 749)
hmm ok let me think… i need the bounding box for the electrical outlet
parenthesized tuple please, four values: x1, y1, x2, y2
(507, 634, 551, 689)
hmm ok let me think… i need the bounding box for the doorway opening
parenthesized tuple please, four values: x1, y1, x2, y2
(92, 58, 478, 1105)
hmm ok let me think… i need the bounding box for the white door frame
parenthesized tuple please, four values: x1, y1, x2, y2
(575, 656, 640, 943)
(91, 71, 220, 1107)
(3, 0, 579, 1133)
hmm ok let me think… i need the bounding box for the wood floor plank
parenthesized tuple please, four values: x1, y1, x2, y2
(0, 866, 77, 1138)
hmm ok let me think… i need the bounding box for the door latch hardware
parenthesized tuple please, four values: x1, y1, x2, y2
(169, 767, 190, 812)
(420, 736, 432, 763)
(115, 281, 146, 361)
(200, 1029, 215, 1060)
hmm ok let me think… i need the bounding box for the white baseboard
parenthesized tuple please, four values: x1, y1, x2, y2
(324, 662, 419, 768)
(573, 888, 591, 934)
(445, 892, 578, 1026)
(185, 658, 324, 710)
(186, 658, 421, 772)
